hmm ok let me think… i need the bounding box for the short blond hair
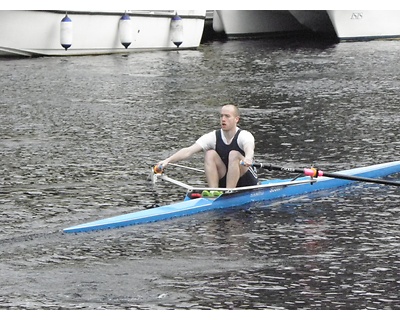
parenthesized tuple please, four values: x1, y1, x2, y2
(222, 104, 240, 117)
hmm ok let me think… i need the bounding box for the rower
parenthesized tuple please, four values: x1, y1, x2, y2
(156, 104, 258, 190)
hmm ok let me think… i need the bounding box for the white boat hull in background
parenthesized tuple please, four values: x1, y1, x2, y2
(0, 10, 206, 57)
(327, 10, 400, 40)
(213, 10, 400, 42)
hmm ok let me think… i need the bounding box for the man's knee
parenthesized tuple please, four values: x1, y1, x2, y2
(228, 150, 243, 163)
(204, 150, 226, 179)
(205, 149, 218, 162)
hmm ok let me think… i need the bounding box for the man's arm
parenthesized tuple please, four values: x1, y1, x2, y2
(242, 142, 255, 166)
(240, 131, 255, 166)
(158, 143, 203, 168)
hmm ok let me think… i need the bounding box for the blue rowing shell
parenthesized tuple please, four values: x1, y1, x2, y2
(63, 161, 400, 233)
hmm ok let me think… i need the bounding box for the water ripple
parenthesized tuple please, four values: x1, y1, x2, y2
(1, 39, 400, 309)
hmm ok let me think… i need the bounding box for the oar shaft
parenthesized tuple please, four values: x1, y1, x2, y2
(318, 171, 400, 187)
(168, 163, 205, 173)
(252, 163, 305, 175)
(254, 163, 400, 187)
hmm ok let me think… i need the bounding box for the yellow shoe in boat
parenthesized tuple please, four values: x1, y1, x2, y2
(201, 190, 223, 197)
(201, 190, 211, 197)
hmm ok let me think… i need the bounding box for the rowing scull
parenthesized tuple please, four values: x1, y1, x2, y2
(63, 161, 400, 233)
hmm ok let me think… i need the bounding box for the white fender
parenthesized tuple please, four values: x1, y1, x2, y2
(119, 13, 132, 49)
(60, 14, 73, 50)
(170, 14, 183, 48)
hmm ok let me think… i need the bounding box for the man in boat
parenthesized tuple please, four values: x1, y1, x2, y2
(157, 104, 258, 189)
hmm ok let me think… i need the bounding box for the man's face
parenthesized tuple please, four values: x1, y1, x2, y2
(220, 106, 239, 131)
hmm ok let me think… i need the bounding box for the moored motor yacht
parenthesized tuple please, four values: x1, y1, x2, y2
(0, 10, 206, 57)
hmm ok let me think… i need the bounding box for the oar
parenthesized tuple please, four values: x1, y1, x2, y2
(168, 163, 205, 173)
(251, 163, 400, 187)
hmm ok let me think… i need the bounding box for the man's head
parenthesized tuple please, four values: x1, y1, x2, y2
(220, 104, 240, 131)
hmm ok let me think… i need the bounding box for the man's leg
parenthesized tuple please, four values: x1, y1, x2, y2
(226, 151, 247, 188)
(204, 150, 226, 188)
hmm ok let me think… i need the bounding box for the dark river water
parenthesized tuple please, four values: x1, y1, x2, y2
(1, 37, 400, 310)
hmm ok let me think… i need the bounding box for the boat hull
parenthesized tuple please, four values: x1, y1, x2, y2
(63, 161, 400, 233)
(212, 10, 306, 38)
(289, 10, 337, 37)
(327, 10, 400, 41)
(0, 10, 206, 57)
